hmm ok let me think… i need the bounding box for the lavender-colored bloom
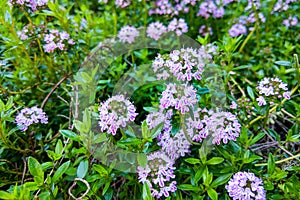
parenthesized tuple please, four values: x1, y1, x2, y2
(160, 83, 197, 114)
(43, 29, 75, 53)
(245, 0, 261, 11)
(167, 18, 188, 36)
(228, 24, 247, 37)
(115, 0, 130, 8)
(158, 129, 192, 160)
(230, 101, 238, 109)
(9, 0, 48, 12)
(193, 111, 241, 145)
(256, 96, 267, 106)
(149, 0, 196, 16)
(152, 46, 216, 81)
(226, 171, 266, 200)
(137, 151, 177, 198)
(146, 109, 172, 133)
(199, 25, 213, 37)
(117, 25, 139, 43)
(283, 16, 298, 27)
(272, 0, 296, 13)
(146, 22, 167, 41)
(16, 106, 48, 132)
(98, 95, 138, 135)
(256, 77, 291, 106)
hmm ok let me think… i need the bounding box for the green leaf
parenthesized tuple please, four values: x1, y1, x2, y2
(185, 158, 201, 165)
(142, 182, 153, 200)
(0, 191, 15, 199)
(249, 132, 265, 145)
(211, 173, 232, 187)
(52, 161, 70, 183)
(177, 184, 200, 192)
(267, 153, 275, 175)
(55, 139, 63, 154)
(77, 160, 89, 178)
(38, 191, 51, 200)
(93, 164, 108, 176)
(137, 154, 147, 168)
(206, 157, 224, 165)
(194, 168, 204, 184)
(142, 121, 150, 138)
(59, 130, 80, 141)
(24, 182, 39, 191)
(28, 157, 44, 186)
(102, 181, 111, 195)
(207, 188, 218, 200)
(247, 86, 255, 100)
(274, 60, 292, 67)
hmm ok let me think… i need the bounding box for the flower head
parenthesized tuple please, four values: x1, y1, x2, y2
(193, 111, 241, 145)
(117, 25, 139, 43)
(167, 18, 188, 36)
(226, 171, 266, 200)
(146, 22, 167, 41)
(160, 83, 197, 114)
(137, 151, 177, 198)
(228, 24, 247, 37)
(152, 46, 216, 81)
(98, 95, 138, 135)
(43, 29, 75, 53)
(16, 106, 48, 132)
(256, 77, 291, 106)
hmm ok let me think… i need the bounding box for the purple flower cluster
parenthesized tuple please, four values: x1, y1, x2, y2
(8, 0, 48, 12)
(115, 0, 130, 8)
(228, 24, 247, 37)
(226, 171, 266, 200)
(43, 30, 75, 53)
(197, 1, 226, 19)
(117, 25, 140, 43)
(16, 106, 48, 132)
(199, 25, 213, 37)
(193, 111, 241, 145)
(283, 16, 298, 27)
(272, 0, 296, 13)
(152, 46, 216, 81)
(137, 151, 177, 198)
(98, 0, 130, 8)
(256, 77, 291, 106)
(98, 95, 138, 135)
(146, 22, 167, 41)
(167, 18, 188, 36)
(230, 97, 254, 117)
(160, 83, 197, 114)
(149, 0, 196, 16)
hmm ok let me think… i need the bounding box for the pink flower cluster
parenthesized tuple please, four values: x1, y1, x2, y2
(117, 26, 140, 43)
(256, 77, 291, 106)
(226, 171, 266, 200)
(152, 46, 216, 81)
(160, 83, 197, 114)
(43, 30, 75, 53)
(98, 0, 130, 8)
(137, 151, 177, 198)
(146, 22, 167, 41)
(98, 95, 138, 135)
(283, 16, 298, 27)
(16, 106, 48, 132)
(8, 0, 48, 12)
(149, 0, 196, 16)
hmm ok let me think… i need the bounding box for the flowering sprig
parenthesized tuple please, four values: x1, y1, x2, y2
(43, 30, 75, 53)
(167, 18, 188, 36)
(8, 0, 48, 12)
(117, 26, 140, 44)
(137, 151, 177, 198)
(152, 46, 217, 81)
(226, 171, 266, 200)
(256, 77, 291, 106)
(98, 95, 138, 135)
(193, 111, 241, 145)
(146, 22, 167, 41)
(16, 106, 48, 132)
(160, 83, 197, 114)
